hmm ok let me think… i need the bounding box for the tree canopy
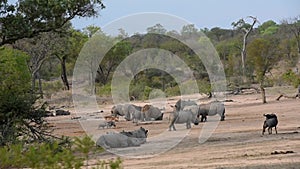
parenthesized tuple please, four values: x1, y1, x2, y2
(0, 0, 105, 46)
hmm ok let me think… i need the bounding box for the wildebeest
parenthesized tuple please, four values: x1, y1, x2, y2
(142, 104, 164, 121)
(198, 101, 225, 122)
(262, 113, 278, 135)
(169, 105, 200, 131)
(98, 120, 116, 129)
(96, 127, 148, 149)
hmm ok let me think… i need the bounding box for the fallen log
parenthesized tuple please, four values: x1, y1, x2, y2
(276, 93, 298, 101)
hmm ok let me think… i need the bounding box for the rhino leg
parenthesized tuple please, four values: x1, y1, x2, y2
(169, 123, 176, 131)
(220, 109, 225, 121)
(186, 121, 192, 129)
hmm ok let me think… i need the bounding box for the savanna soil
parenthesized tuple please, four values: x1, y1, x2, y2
(48, 86, 300, 168)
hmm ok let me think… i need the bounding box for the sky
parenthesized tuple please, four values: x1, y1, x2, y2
(72, 0, 300, 31)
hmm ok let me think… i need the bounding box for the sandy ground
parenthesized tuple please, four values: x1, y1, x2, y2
(48, 86, 300, 168)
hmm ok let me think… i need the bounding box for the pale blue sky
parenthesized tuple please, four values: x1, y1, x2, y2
(72, 0, 300, 31)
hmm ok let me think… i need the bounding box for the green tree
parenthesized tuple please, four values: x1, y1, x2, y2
(0, 0, 105, 46)
(247, 38, 280, 103)
(97, 40, 132, 85)
(147, 23, 167, 34)
(53, 27, 88, 90)
(13, 32, 58, 96)
(0, 47, 50, 145)
(258, 20, 279, 36)
(282, 15, 300, 54)
(83, 25, 101, 38)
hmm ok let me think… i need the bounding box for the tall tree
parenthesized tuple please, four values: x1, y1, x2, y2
(258, 20, 279, 36)
(13, 32, 57, 96)
(0, 0, 105, 46)
(96, 40, 132, 85)
(247, 38, 280, 103)
(147, 24, 167, 34)
(232, 16, 259, 78)
(83, 25, 101, 38)
(282, 16, 300, 54)
(180, 24, 199, 40)
(53, 27, 88, 90)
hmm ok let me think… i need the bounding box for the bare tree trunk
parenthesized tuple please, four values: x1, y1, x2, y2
(31, 73, 36, 93)
(60, 56, 69, 90)
(241, 36, 247, 76)
(260, 84, 267, 104)
(240, 16, 258, 82)
(297, 38, 300, 54)
(37, 72, 43, 98)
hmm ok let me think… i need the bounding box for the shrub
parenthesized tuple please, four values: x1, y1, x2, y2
(0, 135, 123, 169)
(282, 69, 300, 87)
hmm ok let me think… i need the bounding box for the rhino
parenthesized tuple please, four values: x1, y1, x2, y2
(130, 105, 143, 123)
(96, 127, 148, 149)
(183, 105, 200, 117)
(141, 104, 164, 121)
(169, 104, 200, 131)
(262, 113, 278, 135)
(120, 126, 148, 139)
(174, 99, 197, 111)
(198, 101, 225, 122)
(111, 104, 141, 121)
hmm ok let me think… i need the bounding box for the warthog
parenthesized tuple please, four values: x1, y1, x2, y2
(96, 127, 148, 149)
(98, 121, 116, 129)
(142, 104, 164, 121)
(169, 105, 200, 131)
(262, 113, 278, 135)
(198, 101, 225, 122)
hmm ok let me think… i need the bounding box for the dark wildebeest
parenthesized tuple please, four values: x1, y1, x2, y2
(169, 104, 200, 131)
(262, 113, 278, 135)
(198, 101, 225, 122)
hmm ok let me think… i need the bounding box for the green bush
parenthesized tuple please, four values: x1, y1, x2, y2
(197, 79, 211, 94)
(165, 85, 180, 97)
(96, 83, 112, 96)
(0, 135, 123, 169)
(43, 80, 64, 98)
(129, 83, 145, 100)
(143, 86, 152, 100)
(282, 69, 300, 87)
